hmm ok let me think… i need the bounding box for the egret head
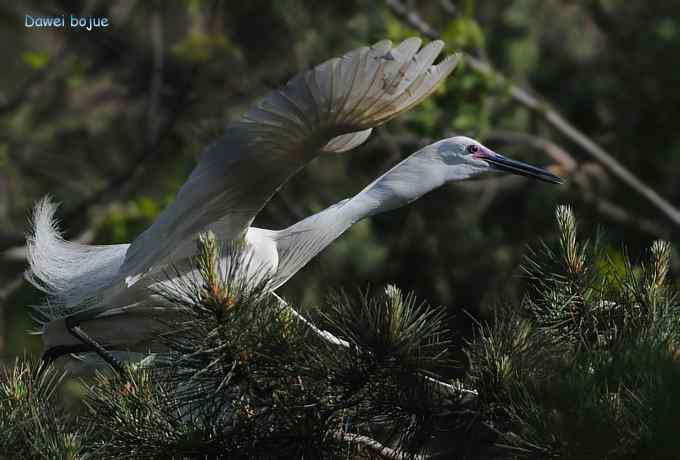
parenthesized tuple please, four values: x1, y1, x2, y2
(437, 136, 563, 184)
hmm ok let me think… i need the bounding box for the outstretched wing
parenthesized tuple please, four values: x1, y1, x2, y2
(120, 38, 459, 284)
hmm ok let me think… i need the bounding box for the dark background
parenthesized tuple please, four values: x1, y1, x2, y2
(1, 0, 679, 360)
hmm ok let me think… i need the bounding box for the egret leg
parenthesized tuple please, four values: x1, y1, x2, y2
(270, 292, 477, 399)
(40, 343, 92, 367)
(64, 316, 125, 374)
(38, 343, 92, 377)
(271, 292, 350, 348)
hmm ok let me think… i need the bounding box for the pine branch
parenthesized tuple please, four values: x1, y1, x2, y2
(137, 234, 474, 458)
(0, 357, 83, 459)
(465, 205, 680, 458)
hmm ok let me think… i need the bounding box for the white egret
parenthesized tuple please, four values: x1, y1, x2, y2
(26, 38, 561, 365)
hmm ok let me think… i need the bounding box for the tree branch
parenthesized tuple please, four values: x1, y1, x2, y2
(335, 431, 427, 460)
(485, 130, 577, 173)
(580, 188, 671, 238)
(486, 130, 670, 237)
(384, 0, 680, 228)
(147, 1, 164, 145)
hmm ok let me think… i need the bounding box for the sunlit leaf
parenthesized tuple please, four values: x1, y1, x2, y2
(21, 50, 49, 70)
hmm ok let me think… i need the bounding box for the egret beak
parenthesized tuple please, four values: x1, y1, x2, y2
(476, 150, 563, 184)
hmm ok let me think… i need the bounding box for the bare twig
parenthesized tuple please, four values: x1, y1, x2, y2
(581, 190, 671, 238)
(147, 1, 164, 145)
(384, 0, 680, 228)
(385, 0, 439, 39)
(335, 431, 427, 460)
(439, 0, 458, 16)
(0, 277, 23, 305)
(486, 131, 670, 237)
(485, 130, 577, 173)
(385, 0, 439, 40)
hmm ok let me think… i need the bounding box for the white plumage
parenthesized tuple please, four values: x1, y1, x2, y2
(28, 38, 460, 354)
(119, 38, 457, 286)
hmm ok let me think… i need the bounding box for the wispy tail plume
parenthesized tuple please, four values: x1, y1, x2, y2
(25, 196, 129, 322)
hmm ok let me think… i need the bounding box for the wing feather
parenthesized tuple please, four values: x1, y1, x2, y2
(117, 38, 457, 284)
(322, 128, 373, 153)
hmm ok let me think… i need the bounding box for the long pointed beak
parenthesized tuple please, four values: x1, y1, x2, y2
(477, 151, 563, 184)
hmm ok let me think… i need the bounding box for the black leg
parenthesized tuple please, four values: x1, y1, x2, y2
(64, 316, 126, 374)
(38, 343, 91, 376)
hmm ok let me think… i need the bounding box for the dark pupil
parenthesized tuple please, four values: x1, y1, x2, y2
(467, 145, 479, 154)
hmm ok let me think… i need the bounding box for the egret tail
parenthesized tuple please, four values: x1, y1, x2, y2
(26, 197, 129, 323)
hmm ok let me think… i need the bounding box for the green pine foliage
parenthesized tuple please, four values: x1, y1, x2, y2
(0, 358, 83, 459)
(465, 206, 680, 459)
(2, 207, 679, 458)
(63, 232, 457, 459)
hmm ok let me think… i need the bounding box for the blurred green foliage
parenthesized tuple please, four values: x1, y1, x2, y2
(95, 196, 162, 244)
(0, 0, 679, 364)
(2, 2, 680, 456)
(21, 50, 49, 70)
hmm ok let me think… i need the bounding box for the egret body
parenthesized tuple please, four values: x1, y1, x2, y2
(25, 38, 560, 363)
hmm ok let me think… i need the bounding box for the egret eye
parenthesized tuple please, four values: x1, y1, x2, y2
(466, 144, 479, 154)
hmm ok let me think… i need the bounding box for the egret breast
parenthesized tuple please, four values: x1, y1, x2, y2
(233, 227, 279, 285)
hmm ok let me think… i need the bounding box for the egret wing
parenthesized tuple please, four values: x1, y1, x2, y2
(119, 38, 459, 284)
